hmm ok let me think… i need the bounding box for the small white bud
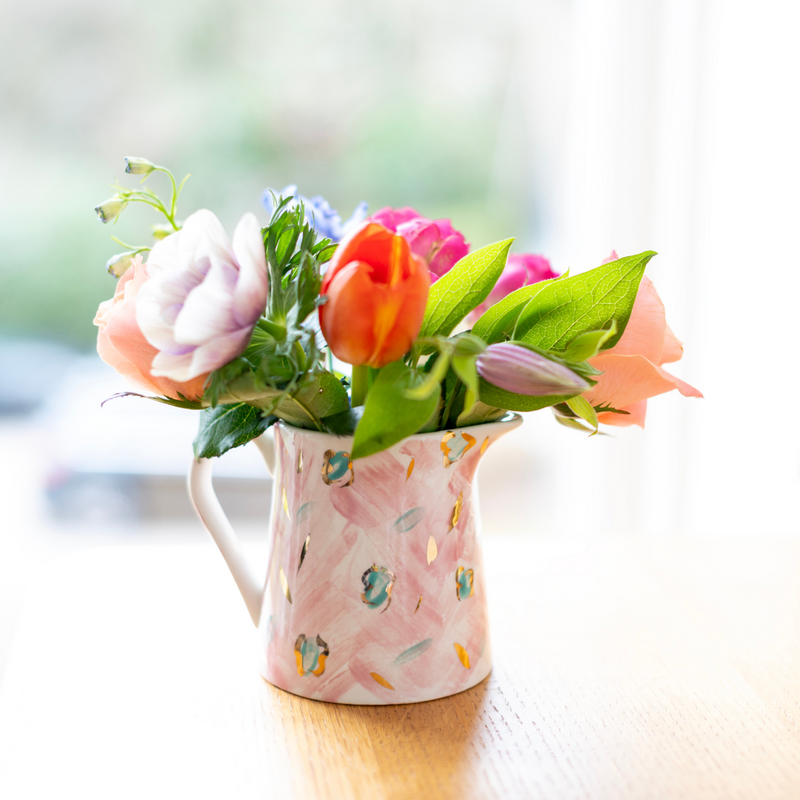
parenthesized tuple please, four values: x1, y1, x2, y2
(124, 157, 156, 176)
(106, 252, 137, 278)
(152, 223, 174, 241)
(95, 198, 128, 224)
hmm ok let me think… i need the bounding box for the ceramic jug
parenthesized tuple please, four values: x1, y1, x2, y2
(188, 413, 521, 704)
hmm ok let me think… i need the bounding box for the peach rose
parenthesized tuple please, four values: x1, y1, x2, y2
(94, 255, 208, 400)
(582, 275, 702, 427)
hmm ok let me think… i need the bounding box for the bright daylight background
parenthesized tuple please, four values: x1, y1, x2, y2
(1, 0, 798, 682)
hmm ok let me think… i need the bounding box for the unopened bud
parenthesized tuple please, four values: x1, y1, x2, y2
(95, 197, 128, 224)
(477, 343, 590, 396)
(106, 252, 136, 278)
(151, 223, 175, 241)
(124, 157, 156, 176)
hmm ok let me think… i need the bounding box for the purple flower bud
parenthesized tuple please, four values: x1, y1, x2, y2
(477, 343, 589, 396)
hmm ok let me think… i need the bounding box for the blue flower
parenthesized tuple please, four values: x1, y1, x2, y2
(261, 184, 367, 243)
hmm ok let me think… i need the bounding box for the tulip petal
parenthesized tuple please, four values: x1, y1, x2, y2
(585, 353, 703, 412)
(231, 212, 269, 327)
(325, 223, 394, 286)
(319, 261, 383, 366)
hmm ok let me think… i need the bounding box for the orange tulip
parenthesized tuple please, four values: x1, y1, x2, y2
(318, 222, 430, 367)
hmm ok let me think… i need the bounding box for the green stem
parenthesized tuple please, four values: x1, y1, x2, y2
(257, 318, 286, 339)
(442, 378, 462, 428)
(294, 341, 307, 371)
(154, 167, 180, 227)
(351, 365, 369, 407)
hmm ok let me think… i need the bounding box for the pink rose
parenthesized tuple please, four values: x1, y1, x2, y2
(370, 206, 469, 280)
(136, 210, 268, 382)
(94, 255, 208, 400)
(583, 275, 702, 427)
(470, 253, 559, 320)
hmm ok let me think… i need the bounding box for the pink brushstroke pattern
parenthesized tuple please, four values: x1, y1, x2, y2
(255, 415, 521, 704)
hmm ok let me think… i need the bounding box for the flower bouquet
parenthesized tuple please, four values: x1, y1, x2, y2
(93, 159, 701, 704)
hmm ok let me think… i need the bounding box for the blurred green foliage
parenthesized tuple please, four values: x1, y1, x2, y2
(0, 0, 543, 350)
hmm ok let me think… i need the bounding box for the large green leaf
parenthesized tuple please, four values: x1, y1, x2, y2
(470, 274, 561, 343)
(273, 371, 350, 428)
(352, 361, 439, 459)
(418, 238, 513, 346)
(514, 252, 655, 351)
(193, 403, 275, 459)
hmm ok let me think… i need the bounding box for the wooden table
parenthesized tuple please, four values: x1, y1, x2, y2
(2, 535, 800, 799)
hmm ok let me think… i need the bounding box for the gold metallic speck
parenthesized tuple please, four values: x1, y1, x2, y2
(426, 535, 438, 565)
(448, 491, 464, 532)
(440, 432, 455, 467)
(297, 534, 310, 573)
(279, 566, 292, 603)
(297, 449, 304, 473)
(406, 458, 415, 482)
(480, 436, 490, 454)
(370, 672, 395, 690)
(454, 642, 471, 669)
(414, 595, 422, 615)
(282, 487, 289, 518)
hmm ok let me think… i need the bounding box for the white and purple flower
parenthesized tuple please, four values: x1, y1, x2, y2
(136, 210, 268, 383)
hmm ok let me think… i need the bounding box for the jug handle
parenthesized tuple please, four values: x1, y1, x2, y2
(187, 429, 276, 627)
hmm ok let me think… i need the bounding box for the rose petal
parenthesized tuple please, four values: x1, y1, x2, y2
(660, 323, 684, 364)
(596, 399, 648, 428)
(606, 276, 667, 364)
(585, 352, 702, 411)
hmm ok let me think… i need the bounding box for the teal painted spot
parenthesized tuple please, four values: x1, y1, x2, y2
(296, 502, 316, 522)
(392, 507, 427, 532)
(456, 567, 474, 601)
(361, 565, 396, 611)
(299, 638, 321, 673)
(447, 436, 471, 463)
(327, 451, 351, 481)
(393, 638, 434, 666)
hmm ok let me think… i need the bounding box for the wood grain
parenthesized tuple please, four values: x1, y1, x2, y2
(2, 535, 800, 799)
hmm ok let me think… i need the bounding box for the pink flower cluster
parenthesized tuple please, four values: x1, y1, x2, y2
(369, 207, 469, 281)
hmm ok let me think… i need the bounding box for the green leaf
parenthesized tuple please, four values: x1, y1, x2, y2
(553, 414, 596, 433)
(273, 371, 350, 429)
(478, 379, 580, 413)
(101, 391, 205, 411)
(352, 361, 439, 459)
(404, 351, 451, 400)
(193, 403, 275, 459)
(322, 406, 365, 435)
(566, 395, 599, 434)
(452, 354, 480, 398)
(418, 238, 514, 347)
(561, 320, 618, 362)
(456, 400, 507, 427)
(470, 274, 561, 344)
(514, 252, 655, 351)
